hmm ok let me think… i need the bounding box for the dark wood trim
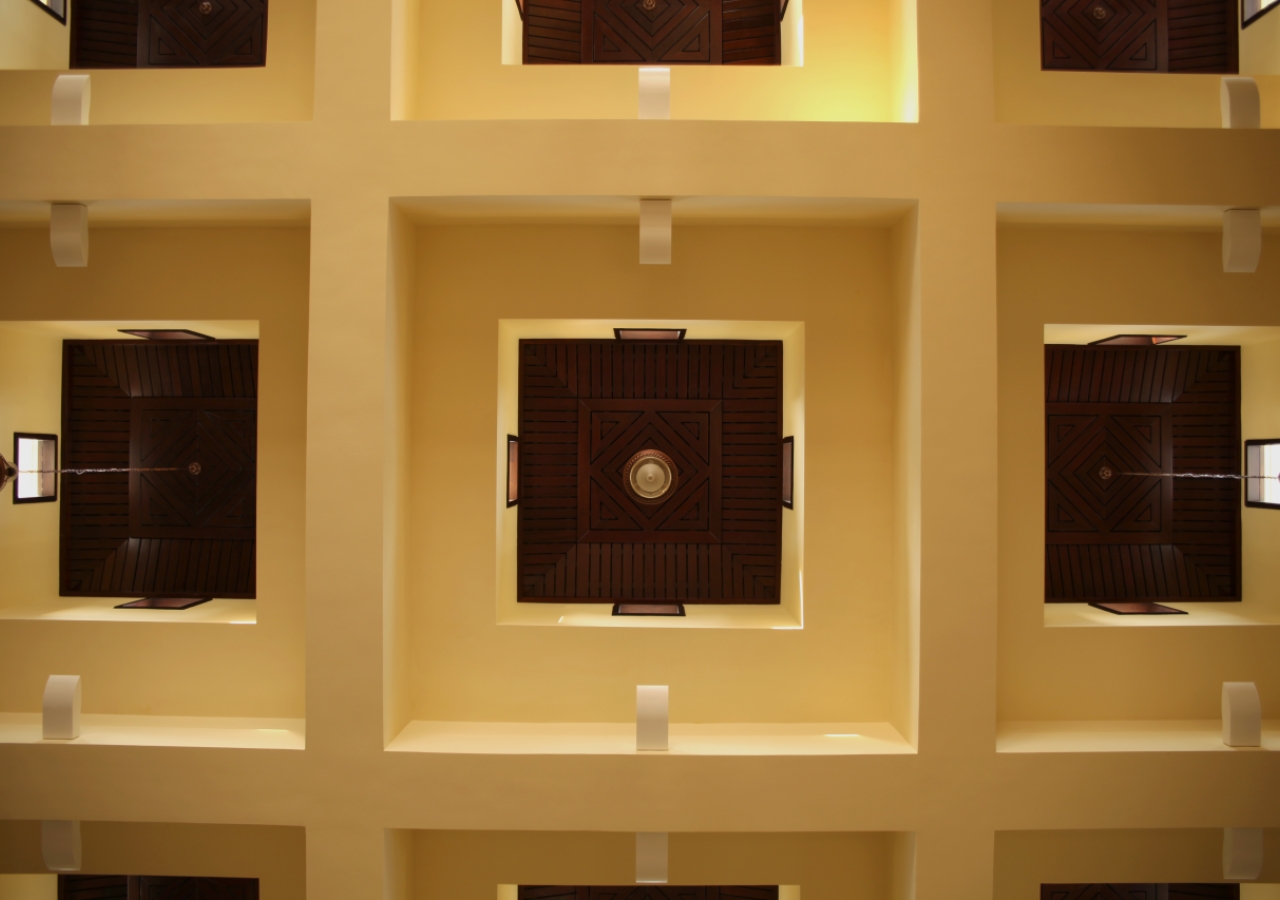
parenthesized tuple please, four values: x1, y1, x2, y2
(780, 0, 790, 19)
(614, 328, 687, 341)
(613, 602, 686, 615)
(1155, 0, 1170, 71)
(115, 597, 213, 609)
(1088, 334, 1186, 346)
(514, 0, 524, 20)
(1244, 0, 1280, 26)
(1089, 601, 1188, 614)
(1244, 438, 1280, 509)
(781, 435, 793, 509)
(507, 435, 520, 507)
(118, 329, 215, 341)
(27, 0, 67, 24)
(581, 0, 594, 63)
(12, 432, 58, 504)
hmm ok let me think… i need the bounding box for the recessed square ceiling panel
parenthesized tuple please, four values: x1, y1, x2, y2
(517, 338, 783, 604)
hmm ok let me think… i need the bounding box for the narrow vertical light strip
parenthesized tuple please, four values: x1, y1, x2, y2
(506, 436, 519, 507)
(639, 199, 672, 265)
(635, 832, 668, 884)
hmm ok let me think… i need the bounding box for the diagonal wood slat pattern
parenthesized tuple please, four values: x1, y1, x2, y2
(60, 340, 259, 599)
(518, 339, 783, 603)
(1043, 344, 1240, 602)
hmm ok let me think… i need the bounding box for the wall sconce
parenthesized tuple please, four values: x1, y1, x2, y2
(1245, 439, 1280, 508)
(781, 436, 794, 509)
(507, 435, 519, 507)
(12, 433, 58, 503)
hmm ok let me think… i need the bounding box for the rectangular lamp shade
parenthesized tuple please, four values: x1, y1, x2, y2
(50, 204, 89, 268)
(1224, 827, 1264, 881)
(43, 675, 81, 740)
(1221, 77, 1260, 129)
(1223, 209, 1261, 273)
(635, 832, 668, 884)
(14, 434, 57, 502)
(636, 684, 669, 751)
(1223, 681, 1262, 747)
(1245, 441, 1280, 507)
(41, 820, 81, 872)
(51, 74, 90, 126)
(638, 67, 670, 120)
(639, 199, 672, 265)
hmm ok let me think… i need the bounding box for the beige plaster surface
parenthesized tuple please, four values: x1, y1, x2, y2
(0, 0, 1276, 893)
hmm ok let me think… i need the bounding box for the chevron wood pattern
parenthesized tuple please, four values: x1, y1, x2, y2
(518, 339, 783, 604)
(524, 0, 778, 63)
(1040, 0, 1235, 71)
(59, 877, 259, 900)
(519, 889, 779, 900)
(70, 0, 141, 68)
(1041, 887, 1238, 900)
(139, 0, 268, 67)
(1044, 345, 1240, 603)
(60, 340, 258, 599)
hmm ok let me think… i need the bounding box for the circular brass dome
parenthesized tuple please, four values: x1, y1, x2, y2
(624, 449, 678, 504)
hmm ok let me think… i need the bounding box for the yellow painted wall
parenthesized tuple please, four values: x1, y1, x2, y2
(0, 0, 68, 71)
(1242, 10, 1280, 74)
(1242, 336, 1280, 616)
(0, 875, 55, 900)
(0, 0, 314, 125)
(998, 225, 1280, 722)
(407, 222, 904, 724)
(0, 821, 304, 900)
(0, 226, 309, 717)
(409, 0, 914, 121)
(411, 831, 897, 900)
(995, 829, 1280, 899)
(992, 0, 1280, 127)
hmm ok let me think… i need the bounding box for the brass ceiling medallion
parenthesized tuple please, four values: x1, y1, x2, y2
(624, 449, 678, 504)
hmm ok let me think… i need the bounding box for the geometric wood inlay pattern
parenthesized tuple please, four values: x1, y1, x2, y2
(518, 339, 783, 604)
(1040, 0, 1235, 71)
(60, 340, 259, 599)
(525, 0, 779, 64)
(518, 888, 781, 900)
(1044, 344, 1240, 603)
(139, 0, 268, 67)
(59, 876, 260, 900)
(1040, 887, 1239, 900)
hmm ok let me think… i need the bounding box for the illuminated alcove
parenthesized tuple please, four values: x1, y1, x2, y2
(0, 820, 304, 900)
(0, 0, 316, 125)
(391, 0, 918, 121)
(995, 206, 1280, 750)
(0, 202, 309, 734)
(994, 829, 1280, 900)
(382, 196, 922, 752)
(385, 830, 916, 900)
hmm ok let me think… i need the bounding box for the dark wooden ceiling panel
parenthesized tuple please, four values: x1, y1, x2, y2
(1044, 344, 1240, 603)
(518, 338, 783, 604)
(60, 340, 258, 599)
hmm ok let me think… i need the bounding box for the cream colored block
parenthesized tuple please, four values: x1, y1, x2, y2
(40, 821, 80, 872)
(42, 675, 81, 740)
(49, 204, 89, 268)
(51, 75, 91, 126)
(636, 684, 669, 750)
(639, 200, 672, 266)
(1221, 77, 1261, 129)
(1226, 828, 1265, 880)
(638, 67, 671, 120)
(635, 832, 668, 884)
(1223, 681, 1262, 747)
(1223, 209, 1261, 274)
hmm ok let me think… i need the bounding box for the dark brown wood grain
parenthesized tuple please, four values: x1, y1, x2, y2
(60, 876, 259, 900)
(1041, 887, 1238, 900)
(60, 340, 258, 599)
(1040, 0, 1235, 72)
(525, 0, 777, 63)
(138, 0, 268, 67)
(71, 0, 140, 68)
(518, 339, 782, 604)
(519, 889, 779, 900)
(1044, 345, 1240, 603)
